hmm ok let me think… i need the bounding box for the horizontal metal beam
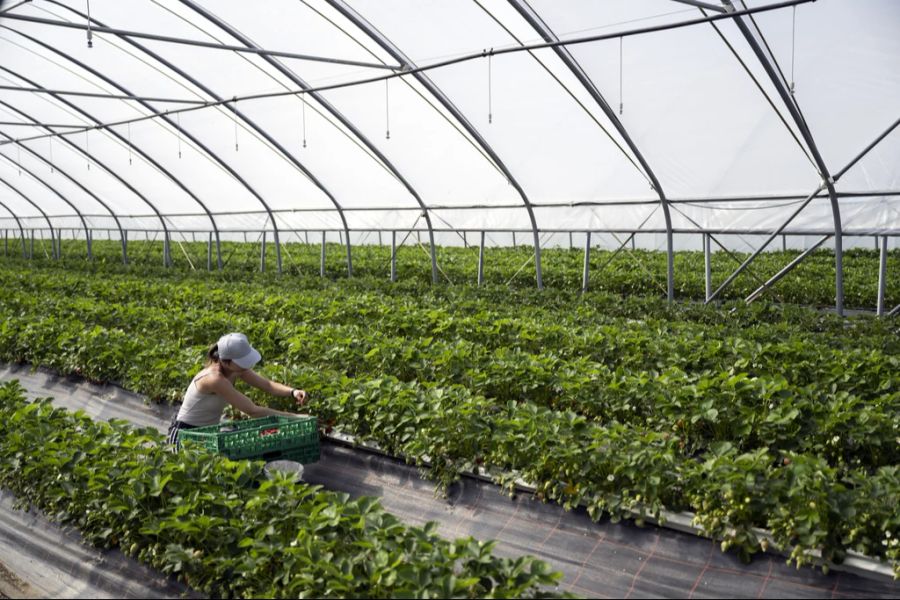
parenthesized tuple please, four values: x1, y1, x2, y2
(8, 226, 900, 237)
(21, 191, 897, 219)
(0, 84, 206, 104)
(0, 12, 401, 71)
(0, 120, 88, 128)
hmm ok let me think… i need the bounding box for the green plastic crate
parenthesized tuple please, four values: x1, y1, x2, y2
(177, 415, 320, 464)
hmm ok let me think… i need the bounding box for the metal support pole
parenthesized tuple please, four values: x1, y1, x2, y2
(512, 231, 516, 248)
(667, 230, 675, 302)
(463, 231, 467, 248)
(704, 233, 712, 302)
(304, 231, 309, 245)
(390, 230, 397, 282)
(874, 235, 879, 251)
(378, 231, 382, 246)
(888, 303, 900, 317)
(346, 230, 353, 278)
(260, 230, 267, 272)
(478, 231, 485, 286)
(29, 230, 34, 259)
(163, 231, 171, 267)
(746, 235, 831, 304)
(122, 229, 128, 264)
(569, 232, 573, 250)
(631, 235, 636, 250)
(3, 229, 6, 256)
(427, 228, 438, 285)
(320, 231, 326, 277)
(782, 234, 787, 252)
(87, 229, 92, 260)
(207, 232, 213, 271)
(877, 236, 887, 316)
(582, 231, 591, 292)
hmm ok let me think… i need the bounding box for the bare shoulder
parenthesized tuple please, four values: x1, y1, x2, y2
(195, 368, 231, 394)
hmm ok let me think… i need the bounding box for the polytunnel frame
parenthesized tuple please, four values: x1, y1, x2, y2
(179, 0, 438, 283)
(506, 0, 676, 301)
(0, 99, 130, 263)
(1, 64, 182, 268)
(0, 196, 26, 256)
(4, 23, 231, 270)
(326, 0, 543, 288)
(0, 0, 894, 311)
(42, 0, 303, 275)
(712, 0, 844, 315)
(0, 68, 170, 267)
(0, 132, 92, 258)
(0, 174, 57, 258)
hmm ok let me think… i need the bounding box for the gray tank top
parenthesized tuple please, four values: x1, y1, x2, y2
(176, 372, 229, 426)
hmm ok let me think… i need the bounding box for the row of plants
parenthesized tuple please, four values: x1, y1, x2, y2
(8, 237, 899, 308)
(1, 269, 896, 472)
(0, 261, 896, 574)
(0, 382, 564, 598)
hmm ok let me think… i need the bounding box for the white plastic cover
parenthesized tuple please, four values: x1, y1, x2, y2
(0, 0, 896, 250)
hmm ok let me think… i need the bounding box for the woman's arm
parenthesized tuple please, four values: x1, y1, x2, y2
(211, 376, 307, 419)
(239, 369, 308, 404)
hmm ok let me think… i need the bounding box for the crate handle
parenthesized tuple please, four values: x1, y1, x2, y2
(260, 427, 280, 436)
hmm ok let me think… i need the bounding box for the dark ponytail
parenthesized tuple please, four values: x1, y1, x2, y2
(205, 343, 220, 366)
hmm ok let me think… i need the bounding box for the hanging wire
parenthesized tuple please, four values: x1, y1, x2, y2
(790, 5, 796, 94)
(176, 111, 182, 158)
(232, 97, 239, 151)
(301, 94, 307, 149)
(619, 37, 624, 115)
(86, 0, 93, 48)
(487, 48, 493, 124)
(385, 78, 390, 140)
(127, 121, 133, 165)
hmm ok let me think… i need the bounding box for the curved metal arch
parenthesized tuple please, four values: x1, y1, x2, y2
(181, 0, 440, 284)
(723, 0, 844, 314)
(327, 0, 543, 288)
(5, 27, 224, 269)
(508, 0, 675, 299)
(0, 133, 92, 257)
(0, 174, 57, 258)
(0, 84, 168, 265)
(0, 100, 129, 262)
(0, 197, 27, 257)
(44, 0, 289, 274)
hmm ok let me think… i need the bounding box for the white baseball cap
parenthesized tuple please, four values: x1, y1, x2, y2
(216, 332, 261, 369)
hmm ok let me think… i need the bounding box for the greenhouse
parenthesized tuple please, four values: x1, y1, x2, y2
(0, 0, 897, 598)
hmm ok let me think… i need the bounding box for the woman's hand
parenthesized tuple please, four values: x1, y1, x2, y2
(291, 389, 308, 406)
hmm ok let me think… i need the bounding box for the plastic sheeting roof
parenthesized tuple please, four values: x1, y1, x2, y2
(0, 0, 897, 239)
